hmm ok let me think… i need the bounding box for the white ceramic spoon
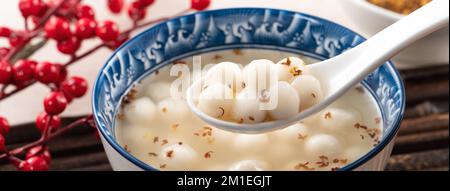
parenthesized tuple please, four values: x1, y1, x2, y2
(186, 0, 449, 134)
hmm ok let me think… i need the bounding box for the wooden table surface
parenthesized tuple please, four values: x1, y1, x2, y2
(1, 65, 448, 171)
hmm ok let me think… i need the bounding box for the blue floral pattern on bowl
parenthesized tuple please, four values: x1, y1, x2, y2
(92, 8, 406, 171)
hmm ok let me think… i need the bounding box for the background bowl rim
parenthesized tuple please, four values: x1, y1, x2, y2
(92, 7, 406, 171)
(346, 0, 404, 20)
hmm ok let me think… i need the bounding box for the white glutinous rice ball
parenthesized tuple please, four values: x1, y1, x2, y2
(157, 97, 191, 123)
(291, 75, 323, 111)
(319, 107, 363, 132)
(271, 123, 309, 143)
(276, 57, 310, 82)
(268, 81, 300, 120)
(123, 97, 156, 124)
(229, 160, 269, 171)
(197, 84, 234, 119)
(242, 59, 277, 90)
(204, 62, 243, 92)
(160, 143, 198, 169)
(231, 89, 267, 124)
(305, 134, 343, 158)
(145, 82, 172, 103)
(233, 134, 269, 153)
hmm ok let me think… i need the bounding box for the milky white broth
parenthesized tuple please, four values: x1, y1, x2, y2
(115, 49, 383, 171)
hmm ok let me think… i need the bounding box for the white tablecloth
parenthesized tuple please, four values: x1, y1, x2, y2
(1, 0, 361, 126)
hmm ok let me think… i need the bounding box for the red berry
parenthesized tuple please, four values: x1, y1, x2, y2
(75, 18, 97, 39)
(108, 0, 124, 14)
(0, 117, 9, 136)
(26, 146, 51, 164)
(0, 62, 13, 85)
(44, 91, 67, 115)
(76, 4, 95, 19)
(109, 35, 129, 49)
(9, 33, 25, 47)
(47, 0, 76, 16)
(61, 76, 88, 98)
(191, 0, 210, 11)
(57, 36, 81, 55)
(96, 21, 120, 42)
(12, 60, 37, 87)
(34, 62, 67, 84)
(0, 134, 5, 152)
(128, 2, 147, 22)
(44, 91, 68, 115)
(19, 156, 49, 171)
(0, 48, 10, 58)
(19, 0, 47, 18)
(30, 16, 41, 27)
(138, 0, 155, 7)
(44, 17, 71, 41)
(35, 112, 61, 134)
(0, 27, 12, 37)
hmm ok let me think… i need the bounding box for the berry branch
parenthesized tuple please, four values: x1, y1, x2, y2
(0, 0, 211, 171)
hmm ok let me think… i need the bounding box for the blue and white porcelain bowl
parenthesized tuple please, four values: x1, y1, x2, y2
(92, 8, 406, 171)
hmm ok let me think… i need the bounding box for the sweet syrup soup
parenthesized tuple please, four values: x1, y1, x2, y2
(115, 49, 383, 171)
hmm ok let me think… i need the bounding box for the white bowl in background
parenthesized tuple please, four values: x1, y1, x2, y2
(341, 0, 449, 69)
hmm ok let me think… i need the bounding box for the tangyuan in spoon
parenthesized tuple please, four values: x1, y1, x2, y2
(187, 0, 449, 134)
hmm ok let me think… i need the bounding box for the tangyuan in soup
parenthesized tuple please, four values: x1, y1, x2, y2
(115, 49, 383, 171)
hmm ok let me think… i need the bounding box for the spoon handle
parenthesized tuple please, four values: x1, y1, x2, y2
(319, 0, 449, 96)
(353, 0, 448, 69)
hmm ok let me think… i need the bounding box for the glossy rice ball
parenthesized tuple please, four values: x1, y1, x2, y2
(302, 111, 322, 126)
(242, 59, 277, 91)
(231, 89, 267, 124)
(305, 134, 343, 158)
(229, 160, 269, 171)
(123, 97, 156, 124)
(268, 81, 301, 120)
(160, 143, 198, 170)
(271, 123, 309, 143)
(319, 107, 363, 132)
(204, 62, 243, 92)
(157, 97, 191, 123)
(291, 75, 323, 111)
(275, 57, 310, 82)
(145, 82, 172, 103)
(233, 134, 269, 153)
(197, 84, 234, 119)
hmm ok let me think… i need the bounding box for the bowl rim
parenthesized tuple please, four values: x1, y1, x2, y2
(92, 7, 406, 171)
(346, 0, 404, 20)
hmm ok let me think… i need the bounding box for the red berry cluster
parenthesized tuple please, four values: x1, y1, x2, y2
(2, 113, 50, 171)
(1, 0, 211, 171)
(42, 1, 120, 55)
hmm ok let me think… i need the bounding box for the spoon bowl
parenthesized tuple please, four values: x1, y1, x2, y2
(186, 0, 449, 134)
